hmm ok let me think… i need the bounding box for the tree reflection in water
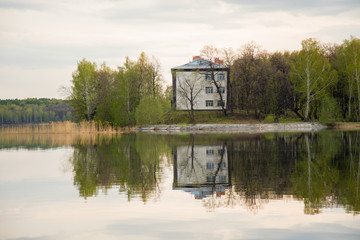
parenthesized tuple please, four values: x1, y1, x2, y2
(63, 131, 360, 214)
(172, 132, 360, 214)
(69, 134, 171, 201)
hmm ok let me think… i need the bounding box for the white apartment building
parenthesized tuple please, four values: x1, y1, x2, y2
(171, 56, 229, 111)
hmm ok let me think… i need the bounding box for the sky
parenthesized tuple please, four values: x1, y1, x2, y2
(0, 0, 359, 99)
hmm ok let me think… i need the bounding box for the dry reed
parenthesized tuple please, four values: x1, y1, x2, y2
(0, 121, 126, 135)
(0, 132, 117, 147)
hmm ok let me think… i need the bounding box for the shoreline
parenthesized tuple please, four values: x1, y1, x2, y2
(1, 122, 360, 134)
(137, 122, 328, 133)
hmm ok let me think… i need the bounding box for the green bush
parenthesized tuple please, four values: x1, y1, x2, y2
(135, 96, 165, 126)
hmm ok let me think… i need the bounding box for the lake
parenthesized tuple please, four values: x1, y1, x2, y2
(0, 131, 359, 239)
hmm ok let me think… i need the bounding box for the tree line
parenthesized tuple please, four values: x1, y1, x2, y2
(69, 36, 359, 125)
(0, 98, 73, 124)
(225, 36, 360, 122)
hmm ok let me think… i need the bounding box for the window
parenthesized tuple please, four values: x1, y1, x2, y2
(218, 149, 225, 156)
(205, 87, 213, 94)
(206, 162, 214, 169)
(218, 176, 227, 183)
(217, 100, 225, 107)
(217, 73, 225, 80)
(206, 100, 213, 107)
(207, 176, 215, 183)
(206, 149, 214, 156)
(205, 74, 213, 81)
(218, 87, 225, 93)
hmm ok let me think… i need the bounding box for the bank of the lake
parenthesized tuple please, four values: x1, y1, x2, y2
(138, 122, 328, 133)
(1, 121, 360, 134)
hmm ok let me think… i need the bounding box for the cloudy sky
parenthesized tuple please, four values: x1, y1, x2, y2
(0, 0, 359, 99)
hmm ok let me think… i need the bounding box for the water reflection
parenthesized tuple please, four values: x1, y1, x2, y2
(173, 134, 230, 200)
(170, 132, 360, 214)
(1, 131, 359, 214)
(69, 134, 171, 201)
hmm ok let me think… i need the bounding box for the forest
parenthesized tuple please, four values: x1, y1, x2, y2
(1, 36, 359, 126)
(0, 98, 73, 124)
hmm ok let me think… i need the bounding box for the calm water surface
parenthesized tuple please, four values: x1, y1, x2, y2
(0, 131, 359, 239)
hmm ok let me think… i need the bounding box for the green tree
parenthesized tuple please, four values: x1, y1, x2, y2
(291, 38, 337, 121)
(340, 37, 360, 121)
(70, 59, 97, 121)
(135, 96, 165, 125)
(94, 63, 115, 123)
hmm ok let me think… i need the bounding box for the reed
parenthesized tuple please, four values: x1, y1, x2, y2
(0, 121, 127, 134)
(0, 132, 117, 147)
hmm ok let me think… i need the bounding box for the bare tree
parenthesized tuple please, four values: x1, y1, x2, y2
(177, 71, 205, 122)
(200, 45, 228, 116)
(149, 56, 163, 97)
(221, 47, 237, 113)
(221, 47, 237, 67)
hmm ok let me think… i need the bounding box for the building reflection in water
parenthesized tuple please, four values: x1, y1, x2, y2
(173, 140, 231, 200)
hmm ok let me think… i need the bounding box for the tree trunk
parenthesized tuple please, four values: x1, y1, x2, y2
(348, 78, 352, 120)
(304, 71, 310, 121)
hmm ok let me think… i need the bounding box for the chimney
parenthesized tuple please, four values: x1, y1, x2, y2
(215, 57, 224, 65)
(193, 56, 201, 61)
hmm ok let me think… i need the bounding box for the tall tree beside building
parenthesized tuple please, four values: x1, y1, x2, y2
(200, 45, 228, 116)
(231, 42, 261, 114)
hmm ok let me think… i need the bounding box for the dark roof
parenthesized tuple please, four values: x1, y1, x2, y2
(171, 58, 228, 70)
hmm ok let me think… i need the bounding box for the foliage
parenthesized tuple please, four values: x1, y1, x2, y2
(290, 38, 337, 121)
(70, 59, 97, 121)
(68, 53, 164, 126)
(135, 96, 166, 125)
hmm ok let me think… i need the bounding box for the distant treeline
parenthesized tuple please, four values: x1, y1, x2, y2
(0, 98, 73, 124)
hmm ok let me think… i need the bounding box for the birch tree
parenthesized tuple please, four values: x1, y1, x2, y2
(291, 38, 337, 121)
(70, 59, 97, 121)
(341, 37, 360, 121)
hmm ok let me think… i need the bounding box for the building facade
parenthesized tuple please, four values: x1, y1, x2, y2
(171, 56, 230, 111)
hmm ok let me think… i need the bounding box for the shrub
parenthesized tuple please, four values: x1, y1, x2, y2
(135, 96, 165, 125)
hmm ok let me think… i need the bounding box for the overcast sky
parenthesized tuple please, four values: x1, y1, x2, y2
(0, 0, 359, 99)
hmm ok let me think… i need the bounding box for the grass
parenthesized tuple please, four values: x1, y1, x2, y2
(163, 110, 303, 125)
